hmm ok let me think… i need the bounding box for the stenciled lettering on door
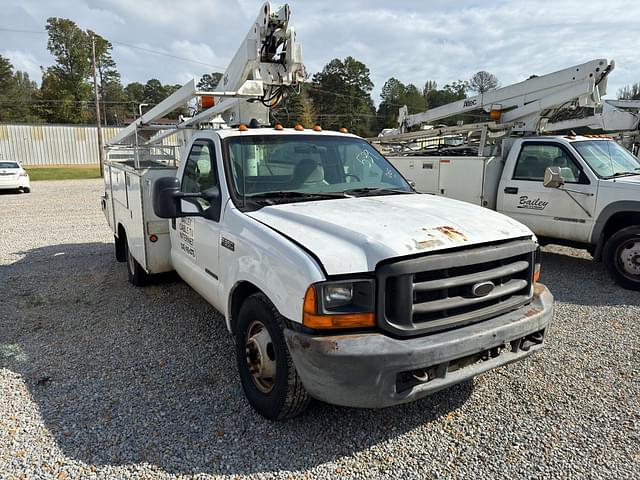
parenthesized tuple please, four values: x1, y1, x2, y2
(178, 217, 196, 258)
(517, 195, 549, 211)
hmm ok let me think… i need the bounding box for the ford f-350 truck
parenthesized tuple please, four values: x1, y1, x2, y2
(101, 2, 553, 420)
(102, 126, 553, 419)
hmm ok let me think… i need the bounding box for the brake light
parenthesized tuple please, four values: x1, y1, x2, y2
(19, 171, 28, 177)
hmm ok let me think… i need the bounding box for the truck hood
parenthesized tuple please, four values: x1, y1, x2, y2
(246, 194, 533, 275)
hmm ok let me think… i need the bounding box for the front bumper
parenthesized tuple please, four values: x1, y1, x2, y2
(285, 284, 553, 408)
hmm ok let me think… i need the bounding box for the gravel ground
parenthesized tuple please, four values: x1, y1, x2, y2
(1, 179, 639, 479)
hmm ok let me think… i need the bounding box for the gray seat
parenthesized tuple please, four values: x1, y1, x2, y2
(292, 158, 324, 187)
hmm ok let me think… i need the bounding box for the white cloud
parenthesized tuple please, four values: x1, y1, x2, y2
(1, 0, 639, 104)
(1, 50, 43, 83)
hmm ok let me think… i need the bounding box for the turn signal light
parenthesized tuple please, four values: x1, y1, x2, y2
(294, 124, 304, 131)
(274, 123, 284, 130)
(489, 109, 502, 121)
(302, 287, 375, 329)
(313, 124, 322, 131)
(149, 234, 158, 243)
(238, 124, 249, 131)
(201, 95, 215, 108)
(339, 127, 348, 133)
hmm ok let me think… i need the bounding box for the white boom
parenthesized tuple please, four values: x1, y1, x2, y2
(109, 2, 304, 146)
(398, 59, 616, 134)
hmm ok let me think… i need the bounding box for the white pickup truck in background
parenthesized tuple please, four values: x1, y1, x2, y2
(378, 59, 640, 291)
(386, 134, 640, 291)
(101, 2, 553, 420)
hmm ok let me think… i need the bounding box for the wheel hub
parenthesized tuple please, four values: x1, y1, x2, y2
(618, 239, 640, 278)
(244, 320, 276, 393)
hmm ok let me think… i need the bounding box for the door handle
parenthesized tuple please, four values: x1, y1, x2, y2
(504, 187, 518, 194)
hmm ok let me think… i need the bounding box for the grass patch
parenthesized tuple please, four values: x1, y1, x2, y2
(26, 166, 102, 181)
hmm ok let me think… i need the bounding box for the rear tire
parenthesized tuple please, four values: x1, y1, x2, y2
(125, 241, 148, 287)
(234, 293, 310, 420)
(603, 226, 640, 291)
(22, 187, 30, 193)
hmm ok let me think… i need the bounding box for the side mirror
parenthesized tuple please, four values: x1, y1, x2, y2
(153, 177, 182, 218)
(543, 166, 565, 189)
(201, 187, 221, 222)
(152, 176, 222, 220)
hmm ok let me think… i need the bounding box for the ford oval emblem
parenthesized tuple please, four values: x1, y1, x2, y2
(471, 281, 495, 297)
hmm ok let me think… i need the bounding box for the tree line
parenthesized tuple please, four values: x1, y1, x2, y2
(2, 17, 638, 137)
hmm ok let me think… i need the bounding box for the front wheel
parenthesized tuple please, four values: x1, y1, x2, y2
(234, 293, 310, 420)
(603, 226, 640, 291)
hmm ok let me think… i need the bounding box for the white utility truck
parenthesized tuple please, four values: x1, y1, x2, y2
(102, 3, 553, 420)
(377, 59, 640, 291)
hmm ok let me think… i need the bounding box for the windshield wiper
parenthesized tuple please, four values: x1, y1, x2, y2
(342, 187, 414, 197)
(245, 191, 347, 205)
(604, 171, 640, 179)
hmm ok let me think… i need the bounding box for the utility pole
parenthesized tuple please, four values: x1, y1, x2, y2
(92, 34, 105, 177)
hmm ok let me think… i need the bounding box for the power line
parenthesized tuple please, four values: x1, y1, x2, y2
(0, 27, 227, 71)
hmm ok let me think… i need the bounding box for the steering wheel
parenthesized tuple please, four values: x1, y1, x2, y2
(344, 173, 361, 182)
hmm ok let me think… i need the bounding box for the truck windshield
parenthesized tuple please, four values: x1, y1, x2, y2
(572, 140, 640, 179)
(224, 135, 412, 208)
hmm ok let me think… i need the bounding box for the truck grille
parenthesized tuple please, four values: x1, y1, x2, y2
(376, 238, 535, 337)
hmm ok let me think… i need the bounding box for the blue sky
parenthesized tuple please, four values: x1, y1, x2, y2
(1, 0, 639, 104)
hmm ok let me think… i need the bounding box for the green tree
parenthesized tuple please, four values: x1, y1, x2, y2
(308, 56, 376, 137)
(88, 31, 123, 125)
(376, 77, 406, 130)
(41, 17, 92, 123)
(272, 83, 315, 127)
(197, 72, 223, 90)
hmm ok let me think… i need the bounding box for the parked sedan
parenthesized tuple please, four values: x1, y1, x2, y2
(0, 161, 30, 193)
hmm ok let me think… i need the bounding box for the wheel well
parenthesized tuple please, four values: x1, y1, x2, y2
(602, 212, 640, 244)
(229, 282, 261, 333)
(115, 224, 127, 262)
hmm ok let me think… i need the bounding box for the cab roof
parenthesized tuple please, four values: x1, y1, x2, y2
(212, 126, 360, 140)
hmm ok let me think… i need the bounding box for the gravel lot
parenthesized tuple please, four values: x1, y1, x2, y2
(1, 179, 639, 479)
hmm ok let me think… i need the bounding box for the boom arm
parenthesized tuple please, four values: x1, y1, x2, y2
(109, 2, 304, 146)
(399, 59, 614, 134)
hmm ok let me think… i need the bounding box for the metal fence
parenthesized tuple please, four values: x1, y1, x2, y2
(0, 124, 125, 166)
(0, 124, 180, 166)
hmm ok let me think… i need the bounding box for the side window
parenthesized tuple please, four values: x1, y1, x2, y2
(513, 144, 586, 184)
(182, 141, 217, 209)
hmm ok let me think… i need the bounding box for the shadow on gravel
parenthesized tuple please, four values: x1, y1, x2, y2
(540, 250, 640, 305)
(1, 241, 473, 476)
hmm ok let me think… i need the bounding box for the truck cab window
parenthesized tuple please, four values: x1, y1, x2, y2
(182, 142, 217, 209)
(513, 144, 585, 183)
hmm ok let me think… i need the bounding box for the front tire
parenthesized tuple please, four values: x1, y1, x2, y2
(234, 293, 310, 420)
(603, 226, 640, 291)
(125, 241, 148, 287)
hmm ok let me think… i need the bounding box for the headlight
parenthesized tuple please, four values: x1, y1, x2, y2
(303, 279, 375, 329)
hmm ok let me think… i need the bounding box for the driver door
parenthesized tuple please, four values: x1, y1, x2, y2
(170, 140, 222, 306)
(498, 141, 598, 242)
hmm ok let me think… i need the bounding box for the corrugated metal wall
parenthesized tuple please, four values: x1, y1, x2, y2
(0, 124, 124, 166)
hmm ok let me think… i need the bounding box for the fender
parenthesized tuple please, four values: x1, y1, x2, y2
(590, 201, 640, 260)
